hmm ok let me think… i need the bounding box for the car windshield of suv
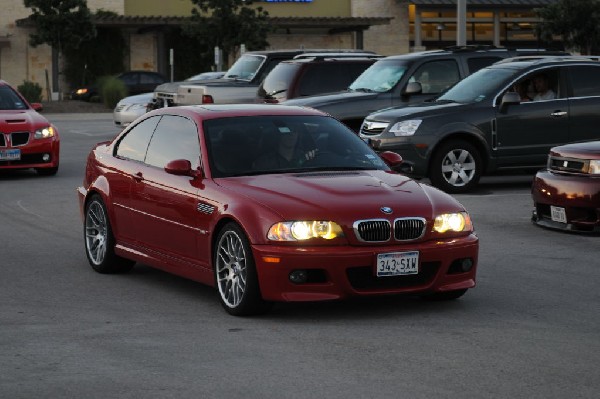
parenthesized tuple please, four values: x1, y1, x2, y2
(0, 86, 28, 110)
(204, 115, 389, 178)
(224, 54, 266, 81)
(348, 60, 408, 93)
(436, 67, 515, 104)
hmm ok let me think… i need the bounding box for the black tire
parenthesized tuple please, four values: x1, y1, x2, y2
(36, 166, 58, 176)
(422, 289, 468, 301)
(84, 194, 134, 274)
(213, 222, 271, 316)
(429, 140, 482, 194)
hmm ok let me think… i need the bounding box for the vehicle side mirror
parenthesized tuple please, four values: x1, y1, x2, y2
(500, 92, 520, 111)
(379, 151, 403, 167)
(165, 159, 196, 177)
(403, 82, 422, 96)
(31, 103, 43, 112)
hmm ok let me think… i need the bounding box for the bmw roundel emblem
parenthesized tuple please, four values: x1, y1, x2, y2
(380, 207, 393, 214)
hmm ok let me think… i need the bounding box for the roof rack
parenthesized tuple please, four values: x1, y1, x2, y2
(496, 55, 600, 64)
(293, 52, 380, 61)
(444, 45, 498, 52)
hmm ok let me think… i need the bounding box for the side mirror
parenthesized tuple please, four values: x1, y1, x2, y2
(379, 151, 403, 168)
(165, 159, 196, 177)
(31, 103, 43, 112)
(403, 82, 422, 96)
(500, 92, 520, 111)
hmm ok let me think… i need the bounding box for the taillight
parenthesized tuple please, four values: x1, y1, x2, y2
(202, 95, 214, 104)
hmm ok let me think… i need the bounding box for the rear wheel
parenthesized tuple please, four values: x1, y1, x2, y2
(214, 222, 271, 316)
(429, 140, 482, 193)
(84, 195, 134, 274)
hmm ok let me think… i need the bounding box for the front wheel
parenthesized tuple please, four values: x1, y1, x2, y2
(429, 140, 482, 194)
(84, 195, 134, 274)
(213, 223, 271, 316)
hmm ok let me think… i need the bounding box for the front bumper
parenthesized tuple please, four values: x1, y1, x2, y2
(252, 234, 478, 302)
(0, 137, 60, 170)
(531, 170, 600, 233)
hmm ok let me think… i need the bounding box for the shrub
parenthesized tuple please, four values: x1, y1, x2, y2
(18, 81, 43, 103)
(99, 76, 127, 109)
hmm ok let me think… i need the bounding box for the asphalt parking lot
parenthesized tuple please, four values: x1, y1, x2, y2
(1, 113, 598, 398)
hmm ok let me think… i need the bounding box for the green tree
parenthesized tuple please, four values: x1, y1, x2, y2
(183, 0, 271, 69)
(24, 0, 96, 95)
(536, 0, 600, 54)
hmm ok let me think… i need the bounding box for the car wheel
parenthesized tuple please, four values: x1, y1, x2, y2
(429, 140, 482, 194)
(214, 223, 271, 316)
(35, 167, 58, 176)
(84, 195, 134, 274)
(422, 289, 468, 301)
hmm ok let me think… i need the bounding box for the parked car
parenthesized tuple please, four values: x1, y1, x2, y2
(360, 56, 600, 193)
(113, 92, 154, 127)
(185, 71, 225, 81)
(71, 71, 167, 101)
(0, 80, 60, 175)
(283, 46, 568, 132)
(255, 53, 380, 103)
(77, 104, 479, 316)
(153, 49, 376, 108)
(531, 141, 600, 233)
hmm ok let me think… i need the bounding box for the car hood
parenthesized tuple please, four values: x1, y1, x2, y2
(283, 91, 377, 107)
(216, 170, 464, 221)
(551, 141, 600, 159)
(366, 100, 466, 121)
(0, 109, 51, 132)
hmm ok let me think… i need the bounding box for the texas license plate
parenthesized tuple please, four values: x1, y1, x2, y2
(376, 251, 419, 277)
(0, 149, 20, 161)
(550, 206, 567, 223)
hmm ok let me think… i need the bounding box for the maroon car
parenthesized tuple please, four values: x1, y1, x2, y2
(532, 141, 600, 233)
(77, 104, 478, 315)
(0, 80, 60, 175)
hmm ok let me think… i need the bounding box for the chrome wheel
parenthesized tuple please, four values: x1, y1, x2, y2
(440, 148, 476, 187)
(216, 230, 248, 308)
(85, 200, 108, 266)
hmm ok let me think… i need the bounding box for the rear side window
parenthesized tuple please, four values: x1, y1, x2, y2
(116, 116, 161, 162)
(466, 57, 503, 73)
(298, 62, 373, 97)
(568, 65, 600, 97)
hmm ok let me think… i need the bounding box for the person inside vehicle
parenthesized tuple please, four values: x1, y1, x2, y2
(512, 79, 532, 102)
(532, 73, 556, 101)
(253, 123, 317, 170)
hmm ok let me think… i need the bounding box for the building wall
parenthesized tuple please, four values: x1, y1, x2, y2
(352, 0, 410, 56)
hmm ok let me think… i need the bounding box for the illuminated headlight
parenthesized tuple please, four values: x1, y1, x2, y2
(388, 120, 422, 136)
(588, 160, 600, 175)
(75, 88, 88, 95)
(268, 221, 344, 241)
(433, 212, 473, 233)
(34, 126, 55, 139)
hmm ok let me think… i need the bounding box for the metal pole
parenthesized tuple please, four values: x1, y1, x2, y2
(457, 0, 467, 46)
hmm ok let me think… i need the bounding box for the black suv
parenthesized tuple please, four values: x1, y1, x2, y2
(360, 56, 600, 193)
(283, 46, 567, 132)
(255, 53, 380, 103)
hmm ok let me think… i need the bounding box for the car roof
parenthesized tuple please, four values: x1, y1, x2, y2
(151, 104, 327, 120)
(381, 46, 568, 62)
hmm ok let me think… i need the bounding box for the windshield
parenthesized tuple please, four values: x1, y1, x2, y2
(0, 85, 28, 110)
(348, 60, 408, 93)
(437, 67, 515, 103)
(224, 54, 266, 81)
(204, 115, 389, 178)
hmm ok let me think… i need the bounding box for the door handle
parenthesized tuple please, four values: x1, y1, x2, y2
(550, 111, 567, 117)
(132, 172, 144, 182)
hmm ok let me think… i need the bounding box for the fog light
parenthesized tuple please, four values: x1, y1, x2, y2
(289, 270, 308, 284)
(460, 258, 473, 272)
(42, 153, 50, 162)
